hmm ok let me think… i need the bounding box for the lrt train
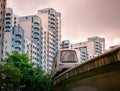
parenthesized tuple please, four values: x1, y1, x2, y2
(51, 49, 80, 78)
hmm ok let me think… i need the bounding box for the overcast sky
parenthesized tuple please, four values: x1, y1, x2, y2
(7, 0, 120, 49)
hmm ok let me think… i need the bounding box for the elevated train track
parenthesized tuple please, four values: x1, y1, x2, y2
(52, 46, 120, 91)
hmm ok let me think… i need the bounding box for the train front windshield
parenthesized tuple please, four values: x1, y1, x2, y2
(60, 50, 78, 63)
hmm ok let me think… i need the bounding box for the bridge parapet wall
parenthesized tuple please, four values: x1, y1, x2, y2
(53, 46, 120, 85)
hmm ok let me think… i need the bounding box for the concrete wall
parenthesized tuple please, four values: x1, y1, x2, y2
(52, 69, 120, 91)
(52, 46, 120, 91)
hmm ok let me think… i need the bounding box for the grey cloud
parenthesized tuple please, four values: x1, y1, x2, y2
(7, 0, 120, 48)
(56, 0, 120, 47)
(61, 0, 120, 30)
(7, 0, 52, 16)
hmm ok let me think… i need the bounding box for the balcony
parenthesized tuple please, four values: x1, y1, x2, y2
(15, 32, 23, 36)
(6, 13, 11, 16)
(6, 21, 11, 24)
(34, 37, 39, 41)
(50, 24, 55, 29)
(34, 31, 39, 35)
(5, 17, 11, 20)
(15, 34, 22, 38)
(5, 20, 11, 23)
(34, 21, 40, 26)
(34, 26, 40, 30)
(34, 34, 40, 39)
(14, 37, 22, 42)
(50, 13, 55, 17)
(50, 19, 56, 24)
(5, 26, 11, 29)
(50, 16, 55, 20)
(14, 44, 22, 48)
(14, 47, 21, 52)
(34, 30, 40, 35)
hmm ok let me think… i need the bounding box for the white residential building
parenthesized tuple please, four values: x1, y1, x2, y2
(4, 8, 19, 55)
(61, 40, 71, 49)
(4, 25, 25, 58)
(4, 8, 61, 72)
(24, 38, 38, 66)
(5, 8, 19, 31)
(19, 15, 42, 67)
(4, 12, 40, 66)
(5, 8, 13, 32)
(72, 42, 88, 63)
(87, 36, 105, 58)
(70, 36, 105, 63)
(4, 8, 22, 58)
(12, 26, 25, 54)
(37, 8, 61, 72)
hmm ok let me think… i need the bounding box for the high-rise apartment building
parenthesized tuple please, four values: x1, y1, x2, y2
(12, 26, 25, 54)
(61, 40, 71, 49)
(19, 15, 42, 67)
(5, 8, 19, 30)
(37, 8, 61, 72)
(4, 25, 25, 58)
(3, 8, 13, 58)
(72, 42, 88, 63)
(4, 7, 61, 72)
(5, 8, 13, 32)
(0, 0, 6, 62)
(4, 8, 39, 66)
(87, 36, 105, 58)
(62, 36, 105, 63)
(4, 8, 24, 56)
(4, 8, 22, 58)
(5, 7, 19, 40)
(24, 38, 38, 66)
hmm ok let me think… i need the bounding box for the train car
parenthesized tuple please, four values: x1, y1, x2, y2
(51, 49, 80, 78)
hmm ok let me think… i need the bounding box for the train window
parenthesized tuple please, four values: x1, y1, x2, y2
(60, 50, 78, 63)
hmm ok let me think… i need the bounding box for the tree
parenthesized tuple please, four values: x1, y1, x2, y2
(0, 61, 22, 91)
(32, 67, 52, 91)
(4, 51, 52, 91)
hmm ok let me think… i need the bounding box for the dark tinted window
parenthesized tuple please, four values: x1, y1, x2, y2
(60, 50, 78, 63)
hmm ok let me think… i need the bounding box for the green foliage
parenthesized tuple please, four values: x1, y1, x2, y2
(5, 51, 33, 70)
(0, 61, 22, 91)
(31, 67, 52, 91)
(0, 51, 52, 91)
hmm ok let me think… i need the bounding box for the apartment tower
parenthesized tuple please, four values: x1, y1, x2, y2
(71, 36, 105, 63)
(61, 40, 71, 49)
(19, 15, 42, 67)
(4, 8, 22, 58)
(37, 8, 61, 72)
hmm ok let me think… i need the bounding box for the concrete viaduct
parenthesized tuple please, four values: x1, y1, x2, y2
(52, 46, 120, 91)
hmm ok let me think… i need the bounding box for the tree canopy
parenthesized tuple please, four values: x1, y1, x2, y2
(0, 51, 52, 91)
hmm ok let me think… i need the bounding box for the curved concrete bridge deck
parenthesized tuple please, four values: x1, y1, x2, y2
(52, 46, 120, 91)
